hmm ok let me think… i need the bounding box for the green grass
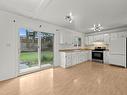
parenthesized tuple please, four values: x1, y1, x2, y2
(20, 51, 53, 67)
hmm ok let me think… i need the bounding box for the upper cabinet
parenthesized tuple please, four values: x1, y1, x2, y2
(60, 31, 73, 44)
(94, 34, 104, 42)
(103, 34, 110, 44)
(73, 37, 82, 47)
(110, 32, 118, 39)
(85, 34, 106, 45)
(59, 30, 83, 49)
(88, 36, 94, 45)
(124, 32, 127, 37)
(85, 31, 127, 46)
(84, 36, 89, 45)
(110, 32, 127, 40)
(117, 32, 126, 38)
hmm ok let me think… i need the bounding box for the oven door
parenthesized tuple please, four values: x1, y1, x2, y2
(92, 51, 103, 61)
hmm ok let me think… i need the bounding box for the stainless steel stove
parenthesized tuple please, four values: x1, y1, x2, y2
(92, 47, 106, 63)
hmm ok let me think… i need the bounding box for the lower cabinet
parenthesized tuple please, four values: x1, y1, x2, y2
(103, 51, 109, 64)
(71, 52, 78, 65)
(60, 52, 72, 68)
(109, 54, 126, 67)
(60, 51, 90, 68)
(65, 53, 72, 67)
(85, 51, 91, 61)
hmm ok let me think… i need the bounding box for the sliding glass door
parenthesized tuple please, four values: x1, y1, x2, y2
(40, 32, 54, 67)
(19, 28, 54, 74)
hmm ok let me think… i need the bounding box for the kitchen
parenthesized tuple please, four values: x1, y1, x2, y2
(59, 30, 127, 68)
(0, 0, 127, 95)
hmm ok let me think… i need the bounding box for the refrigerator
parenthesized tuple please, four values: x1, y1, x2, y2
(109, 38, 126, 67)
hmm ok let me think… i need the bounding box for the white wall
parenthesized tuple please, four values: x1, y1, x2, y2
(0, 10, 84, 81)
(0, 11, 17, 81)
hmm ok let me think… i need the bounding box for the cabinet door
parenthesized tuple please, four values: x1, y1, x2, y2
(60, 32, 67, 44)
(104, 51, 109, 64)
(82, 51, 87, 62)
(60, 31, 73, 44)
(65, 32, 72, 44)
(89, 51, 92, 61)
(85, 51, 91, 61)
(89, 36, 94, 45)
(109, 54, 126, 67)
(95, 35, 100, 41)
(65, 53, 72, 67)
(110, 32, 118, 39)
(104, 34, 110, 44)
(100, 34, 104, 41)
(124, 32, 127, 37)
(117, 32, 125, 38)
(71, 52, 77, 65)
(85, 51, 88, 61)
(60, 52, 66, 68)
(93, 35, 97, 42)
(78, 52, 83, 63)
(85, 37, 89, 45)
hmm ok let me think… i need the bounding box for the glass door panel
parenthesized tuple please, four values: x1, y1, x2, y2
(19, 28, 39, 72)
(18, 28, 54, 74)
(40, 32, 54, 67)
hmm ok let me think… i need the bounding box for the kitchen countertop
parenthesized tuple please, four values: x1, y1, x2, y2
(59, 48, 109, 52)
(59, 48, 93, 52)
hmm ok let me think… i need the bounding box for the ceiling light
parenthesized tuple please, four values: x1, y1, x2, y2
(64, 12, 73, 23)
(90, 24, 103, 31)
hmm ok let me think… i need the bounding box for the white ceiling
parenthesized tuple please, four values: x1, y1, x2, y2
(0, 0, 127, 33)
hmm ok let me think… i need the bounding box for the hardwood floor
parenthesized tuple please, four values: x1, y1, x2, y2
(1, 62, 127, 95)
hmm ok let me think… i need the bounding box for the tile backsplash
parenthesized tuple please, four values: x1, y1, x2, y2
(59, 43, 82, 49)
(85, 41, 109, 49)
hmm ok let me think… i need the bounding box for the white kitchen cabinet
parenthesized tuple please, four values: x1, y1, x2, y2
(85, 50, 92, 61)
(83, 51, 88, 62)
(88, 36, 94, 45)
(85, 32, 127, 46)
(117, 32, 126, 38)
(110, 32, 127, 40)
(78, 51, 85, 63)
(60, 52, 72, 68)
(84, 36, 89, 45)
(104, 34, 110, 44)
(104, 51, 109, 64)
(81, 52, 85, 62)
(93, 35, 98, 41)
(124, 32, 127, 37)
(60, 31, 73, 44)
(71, 52, 78, 65)
(108, 38, 126, 67)
(110, 32, 118, 39)
(89, 51, 92, 61)
(109, 54, 126, 67)
(86, 34, 105, 45)
(93, 34, 104, 42)
(60, 51, 89, 68)
(66, 53, 72, 67)
(99, 34, 104, 41)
